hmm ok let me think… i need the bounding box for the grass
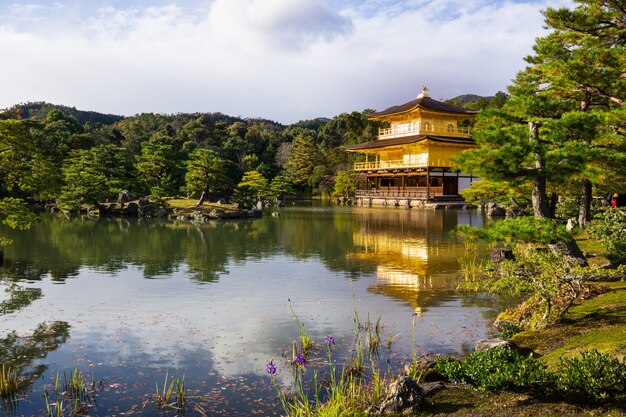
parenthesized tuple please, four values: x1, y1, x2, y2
(0, 364, 19, 413)
(167, 198, 239, 212)
(43, 368, 100, 417)
(153, 372, 186, 412)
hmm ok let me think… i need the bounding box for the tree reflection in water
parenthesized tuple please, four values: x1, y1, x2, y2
(0, 322, 70, 401)
(0, 283, 42, 315)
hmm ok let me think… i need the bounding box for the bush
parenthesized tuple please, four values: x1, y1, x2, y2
(498, 322, 522, 339)
(433, 346, 553, 392)
(556, 350, 626, 401)
(588, 209, 626, 266)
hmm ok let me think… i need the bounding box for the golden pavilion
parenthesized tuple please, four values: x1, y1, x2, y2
(344, 87, 478, 206)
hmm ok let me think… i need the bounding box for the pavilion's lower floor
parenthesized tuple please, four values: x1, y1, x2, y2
(354, 169, 475, 205)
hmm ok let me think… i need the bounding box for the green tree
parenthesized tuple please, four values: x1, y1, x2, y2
(184, 148, 230, 206)
(269, 175, 294, 201)
(135, 142, 183, 197)
(528, 0, 626, 226)
(286, 130, 323, 190)
(333, 171, 358, 198)
(58, 151, 106, 210)
(455, 0, 625, 224)
(232, 170, 269, 209)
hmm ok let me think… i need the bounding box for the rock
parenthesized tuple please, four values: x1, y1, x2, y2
(256, 201, 263, 210)
(208, 209, 226, 219)
(403, 353, 443, 375)
(490, 247, 515, 263)
(271, 212, 280, 217)
(248, 209, 263, 218)
(87, 206, 100, 216)
(117, 190, 132, 203)
(548, 241, 588, 267)
(474, 337, 513, 352)
(485, 202, 506, 217)
(124, 202, 139, 216)
(418, 381, 445, 397)
(566, 217, 578, 232)
(155, 209, 167, 218)
(191, 211, 209, 223)
(370, 376, 424, 415)
(493, 319, 518, 333)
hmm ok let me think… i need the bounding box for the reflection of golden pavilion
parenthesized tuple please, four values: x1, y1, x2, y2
(351, 231, 465, 311)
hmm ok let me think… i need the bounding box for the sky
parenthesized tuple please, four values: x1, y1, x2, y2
(0, 0, 573, 124)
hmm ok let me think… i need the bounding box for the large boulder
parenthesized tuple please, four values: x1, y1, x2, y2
(370, 376, 424, 415)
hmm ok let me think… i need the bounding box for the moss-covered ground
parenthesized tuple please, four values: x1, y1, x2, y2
(167, 198, 239, 212)
(421, 385, 625, 417)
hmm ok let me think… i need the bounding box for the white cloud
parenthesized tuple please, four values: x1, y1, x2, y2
(0, 0, 573, 123)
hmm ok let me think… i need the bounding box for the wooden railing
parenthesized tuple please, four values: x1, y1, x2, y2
(379, 123, 470, 139)
(355, 188, 444, 198)
(353, 159, 453, 171)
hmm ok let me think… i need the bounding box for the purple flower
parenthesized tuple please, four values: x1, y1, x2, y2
(293, 353, 307, 367)
(266, 360, 276, 375)
(325, 335, 335, 346)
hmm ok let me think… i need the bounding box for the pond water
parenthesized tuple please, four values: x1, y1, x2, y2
(0, 204, 499, 416)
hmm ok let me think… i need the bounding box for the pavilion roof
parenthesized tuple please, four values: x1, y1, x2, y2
(343, 135, 475, 151)
(369, 96, 478, 119)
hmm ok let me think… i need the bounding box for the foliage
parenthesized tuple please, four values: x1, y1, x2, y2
(587, 208, 626, 266)
(232, 170, 269, 209)
(286, 130, 324, 190)
(456, 218, 603, 327)
(332, 171, 358, 198)
(459, 179, 531, 206)
(454, 0, 626, 222)
(435, 347, 626, 402)
(555, 350, 626, 401)
(498, 322, 523, 339)
(135, 142, 184, 197)
(0, 198, 38, 230)
(267, 304, 395, 417)
(268, 175, 294, 199)
(0, 364, 19, 403)
(184, 148, 231, 205)
(434, 346, 553, 392)
(455, 217, 573, 247)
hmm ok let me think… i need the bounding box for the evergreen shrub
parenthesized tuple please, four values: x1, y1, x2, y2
(556, 350, 626, 401)
(433, 346, 553, 392)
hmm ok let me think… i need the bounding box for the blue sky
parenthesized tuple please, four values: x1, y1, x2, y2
(0, 0, 572, 123)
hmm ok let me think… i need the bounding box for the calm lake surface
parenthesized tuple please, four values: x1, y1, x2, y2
(0, 204, 498, 416)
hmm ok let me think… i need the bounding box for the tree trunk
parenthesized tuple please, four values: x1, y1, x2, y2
(577, 97, 593, 228)
(529, 121, 552, 218)
(549, 192, 558, 218)
(578, 179, 592, 228)
(196, 188, 208, 207)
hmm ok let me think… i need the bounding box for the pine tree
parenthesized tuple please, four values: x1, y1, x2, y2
(184, 148, 230, 206)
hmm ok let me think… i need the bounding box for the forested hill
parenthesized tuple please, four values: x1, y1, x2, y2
(0, 93, 499, 209)
(445, 92, 507, 110)
(1, 102, 125, 126)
